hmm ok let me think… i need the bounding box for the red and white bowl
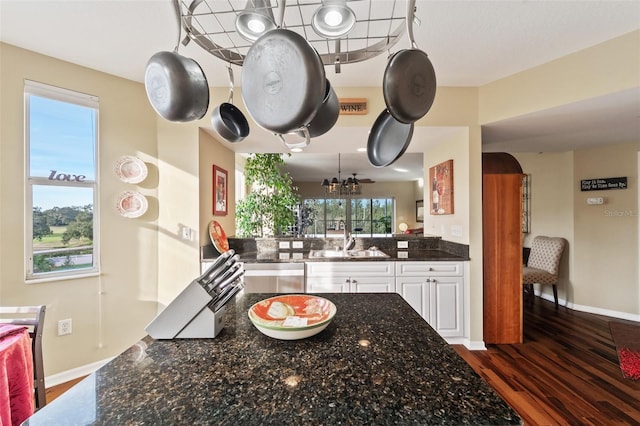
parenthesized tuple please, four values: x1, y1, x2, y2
(248, 295, 337, 340)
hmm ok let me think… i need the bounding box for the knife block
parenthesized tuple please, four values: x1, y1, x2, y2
(145, 280, 226, 339)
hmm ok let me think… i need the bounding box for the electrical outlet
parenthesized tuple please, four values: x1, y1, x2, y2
(58, 319, 72, 336)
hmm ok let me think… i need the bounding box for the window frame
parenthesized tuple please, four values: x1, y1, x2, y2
(24, 80, 101, 282)
(302, 196, 395, 238)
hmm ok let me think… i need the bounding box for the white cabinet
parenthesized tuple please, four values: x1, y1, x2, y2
(306, 262, 395, 293)
(396, 261, 464, 339)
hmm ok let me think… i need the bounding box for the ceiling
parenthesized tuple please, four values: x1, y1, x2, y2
(1, 0, 638, 182)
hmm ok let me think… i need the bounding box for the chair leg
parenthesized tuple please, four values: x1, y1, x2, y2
(523, 284, 533, 305)
(552, 284, 558, 308)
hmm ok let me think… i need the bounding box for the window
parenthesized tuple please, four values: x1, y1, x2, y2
(301, 197, 394, 237)
(25, 81, 99, 281)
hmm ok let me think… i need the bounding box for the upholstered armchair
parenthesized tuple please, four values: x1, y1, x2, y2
(523, 236, 567, 307)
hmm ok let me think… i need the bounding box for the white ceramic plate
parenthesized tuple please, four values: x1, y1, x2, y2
(114, 155, 148, 184)
(248, 295, 337, 340)
(116, 191, 148, 218)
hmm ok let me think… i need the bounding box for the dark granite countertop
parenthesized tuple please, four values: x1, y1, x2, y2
(230, 249, 468, 263)
(25, 293, 520, 425)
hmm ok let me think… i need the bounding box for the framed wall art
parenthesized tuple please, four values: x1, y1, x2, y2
(429, 159, 454, 215)
(416, 200, 424, 222)
(213, 165, 228, 216)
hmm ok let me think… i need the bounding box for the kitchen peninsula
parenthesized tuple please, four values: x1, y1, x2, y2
(25, 293, 520, 425)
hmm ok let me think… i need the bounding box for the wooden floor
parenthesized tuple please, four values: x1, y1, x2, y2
(45, 297, 640, 425)
(454, 297, 640, 425)
(45, 376, 84, 404)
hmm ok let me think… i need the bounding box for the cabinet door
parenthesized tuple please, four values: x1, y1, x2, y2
(396, 278, 429, 318)
(430, 276, 464, 337)
(306, 276, 350, 293)
(351, 277, 396, 293)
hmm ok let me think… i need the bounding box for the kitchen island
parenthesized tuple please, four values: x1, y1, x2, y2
(25, 293, 520, 425)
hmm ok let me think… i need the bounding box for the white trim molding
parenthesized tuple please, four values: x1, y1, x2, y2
(45, 357, 114, 389)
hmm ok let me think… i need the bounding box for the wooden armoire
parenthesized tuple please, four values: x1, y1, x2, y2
(482, 153, 524, 344)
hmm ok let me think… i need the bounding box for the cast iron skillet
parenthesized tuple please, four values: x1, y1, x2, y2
(382, 0, 436, 124)
(367, 109, 414, 168)
(241, 1, 326, 135)
(296, 79, 339, 138)
(211, 67, 249, 143)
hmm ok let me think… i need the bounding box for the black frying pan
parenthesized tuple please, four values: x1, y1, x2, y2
(382, 0, 436, 124)
(211, 67, 249, 143)
(241, 1, 326, 135)
(367, 109, 414, 167)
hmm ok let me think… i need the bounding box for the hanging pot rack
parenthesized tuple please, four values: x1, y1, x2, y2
(175, 0, 409, 69)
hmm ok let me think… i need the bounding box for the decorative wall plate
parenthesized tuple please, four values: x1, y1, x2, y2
(114, 155, 148, 184)
(209, 220, 229, 253)
(116, 191, 148, 218)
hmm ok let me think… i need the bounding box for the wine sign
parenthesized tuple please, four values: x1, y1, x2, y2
(580, 177, 627, 191)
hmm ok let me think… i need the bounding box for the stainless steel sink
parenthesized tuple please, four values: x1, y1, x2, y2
(308, 249, 389, 259)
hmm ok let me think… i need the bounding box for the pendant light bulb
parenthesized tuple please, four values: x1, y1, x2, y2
(235, 0, 277, 42)
(311, 1, 356, 40)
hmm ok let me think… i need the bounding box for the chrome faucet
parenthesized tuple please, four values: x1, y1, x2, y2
(338, 220, 356, 251)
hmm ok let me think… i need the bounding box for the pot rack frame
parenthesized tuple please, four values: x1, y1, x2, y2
(175, 0, 409, 70)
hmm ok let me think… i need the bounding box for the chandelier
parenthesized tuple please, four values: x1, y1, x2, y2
(322, 154, 361, 196)
(176, 0, 407, 70)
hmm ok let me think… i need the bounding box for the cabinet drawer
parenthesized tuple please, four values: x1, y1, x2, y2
(305, 261, 395, 277)
(396, 261, 463, 277)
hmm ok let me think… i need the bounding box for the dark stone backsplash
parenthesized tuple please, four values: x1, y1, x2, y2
(201, 235, 469, 260)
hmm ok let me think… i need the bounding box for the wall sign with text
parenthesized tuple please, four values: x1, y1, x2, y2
(580, 177, 627, 191)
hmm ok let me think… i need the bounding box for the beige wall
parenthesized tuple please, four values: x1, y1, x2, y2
(199, 129, 236, 240)
(0, 43, 238, 378)
(513, 152, 574, 305)
(573, 142, 639, 316)
(0, 43, 159, 376)
(479, 31, 640, 124)
(514, 145, 639, 318)
(156, 95, 236, 308)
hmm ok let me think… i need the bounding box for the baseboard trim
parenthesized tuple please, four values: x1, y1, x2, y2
(463, 339, 487, 351)
(45, 357, 114, 389)
(537, 292, 640, 322)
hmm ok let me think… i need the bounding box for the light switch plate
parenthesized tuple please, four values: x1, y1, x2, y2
(397, 241, 409, 249)
(292, 241, 304, 249)
(278, 252, 290, 260)
(278, 241, 290, 249)
(397, 251, 409, 258)
(292, 252, 304, 260)
(587, 197, 604, 205)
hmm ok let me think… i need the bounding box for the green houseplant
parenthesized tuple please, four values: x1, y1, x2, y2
(236, 153, 300, 237)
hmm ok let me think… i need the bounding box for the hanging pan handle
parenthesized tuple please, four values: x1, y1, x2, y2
(277, 0, 286, 29)
(406, 0, 418, 49)
(227, 66, 235, 104)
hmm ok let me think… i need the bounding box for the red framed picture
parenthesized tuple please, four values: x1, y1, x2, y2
(429, 159, 454, 215)
(213, 165, 228, 216)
